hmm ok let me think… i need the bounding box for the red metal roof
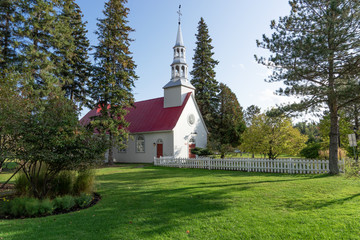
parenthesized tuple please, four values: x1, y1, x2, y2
(80, 92, 191, 133)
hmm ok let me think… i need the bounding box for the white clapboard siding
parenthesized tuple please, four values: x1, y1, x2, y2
(154, 157, 342, 174)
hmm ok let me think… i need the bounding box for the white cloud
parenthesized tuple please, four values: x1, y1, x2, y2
(231, 63, 245, 69)
(258, 89, 297, 108)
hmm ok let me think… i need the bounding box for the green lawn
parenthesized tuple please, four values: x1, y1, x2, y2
(1, 165, 360, 239)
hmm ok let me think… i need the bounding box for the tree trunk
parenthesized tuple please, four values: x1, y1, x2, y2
(354, 106, 359, 161)
(108, 133, 114, 165)
(328, 101, 339, 174)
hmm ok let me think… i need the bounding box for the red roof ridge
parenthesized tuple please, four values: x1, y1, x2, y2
(133, 96, 163, 105)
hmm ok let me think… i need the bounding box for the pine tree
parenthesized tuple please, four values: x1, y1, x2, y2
(190, 17, 219, 136)
(256, 0, 360, 174)
(89, 0, 137, 165)
(55, 0, 91, 105)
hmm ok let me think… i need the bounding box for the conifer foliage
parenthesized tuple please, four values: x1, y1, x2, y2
(0, 0, 18, 73)
(215, 83, 246, 157)
(89, 0, 138, 164)
(190, 17, 219, 135)
(256, 0, 360, 174)
(56, 0, 92, 104)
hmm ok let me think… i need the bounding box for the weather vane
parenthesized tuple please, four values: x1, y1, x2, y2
(177, 5, 182, 24)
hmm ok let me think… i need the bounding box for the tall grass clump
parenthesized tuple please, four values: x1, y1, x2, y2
(15, 165, 96, 198)
(73, 170, 96, 195)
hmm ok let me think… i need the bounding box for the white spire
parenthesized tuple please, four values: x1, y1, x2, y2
(175, 23, 184, 47)
(163, 6, 195, 108)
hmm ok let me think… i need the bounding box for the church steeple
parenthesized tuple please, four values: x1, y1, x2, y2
(163, 6, 195, 108)
(170, 22, 188, 82)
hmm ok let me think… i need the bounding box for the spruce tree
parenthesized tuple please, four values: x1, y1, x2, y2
(55, 0, 91, 105)
(89, 0, 138, 165)
(256, 0, 360, 174)
(17, 0, 59, 93)
(190, 17, 219, 136)
(0, 0, 19, 73)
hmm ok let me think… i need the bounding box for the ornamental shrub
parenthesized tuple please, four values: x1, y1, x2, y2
(38, 199, 53, 215)
(15, 168, 96, 199)
(74, 193, 93, 208)
(0, 194, 94, 218)
(300, 143, 321, 159)
(53, 195, 76, 211)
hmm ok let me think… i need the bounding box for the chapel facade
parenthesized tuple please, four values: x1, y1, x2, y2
(80, 17, 208, 163)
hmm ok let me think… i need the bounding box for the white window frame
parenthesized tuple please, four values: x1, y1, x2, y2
(136, 135, 145, 153)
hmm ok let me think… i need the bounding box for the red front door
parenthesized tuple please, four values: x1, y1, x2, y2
(189, 144, 196, 158)
(157, 144, 163, 158)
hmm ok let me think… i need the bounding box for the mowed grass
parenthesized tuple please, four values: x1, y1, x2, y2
(1, 165, 360, 239)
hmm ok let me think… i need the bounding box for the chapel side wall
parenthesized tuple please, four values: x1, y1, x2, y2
(113, 131, 173, 163)
(173, 96, 207, 158)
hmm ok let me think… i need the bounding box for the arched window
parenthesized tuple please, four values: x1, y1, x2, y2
(136, 135, 145, 153)
(181, 66, 185, 77)
(189, 137, 196, 144)
(175, 66, 180, 77)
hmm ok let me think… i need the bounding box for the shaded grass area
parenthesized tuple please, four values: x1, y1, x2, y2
(1, 165, 360, 239)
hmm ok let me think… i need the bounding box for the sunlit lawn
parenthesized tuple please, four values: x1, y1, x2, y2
(1, 164, 360, 239)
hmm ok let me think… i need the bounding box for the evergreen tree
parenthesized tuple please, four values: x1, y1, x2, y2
(244, 105, 261, 127)
(190, 17, 219, 136)
(17, 0, 59, 94)
(0, 0, 19, 73)
(89, 0, 137, 165)
(256, 0, 360, 174)
(214, 83, 246, 158)
(55, 0, 91, 105)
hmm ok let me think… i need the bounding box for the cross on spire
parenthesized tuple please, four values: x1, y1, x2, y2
(177, 5, 182, 24)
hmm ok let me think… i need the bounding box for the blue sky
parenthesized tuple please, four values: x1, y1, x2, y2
(76, 0, 300, 118)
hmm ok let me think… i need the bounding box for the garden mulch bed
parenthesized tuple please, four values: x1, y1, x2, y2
(0, 192, 101, 220)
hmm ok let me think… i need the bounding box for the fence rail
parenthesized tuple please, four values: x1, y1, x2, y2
(154, 157, 344, 174)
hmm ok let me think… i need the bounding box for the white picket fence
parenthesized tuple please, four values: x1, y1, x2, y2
(154, 157, 345, 174)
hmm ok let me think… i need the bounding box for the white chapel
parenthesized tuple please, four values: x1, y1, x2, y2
(80, 16, 208, 163)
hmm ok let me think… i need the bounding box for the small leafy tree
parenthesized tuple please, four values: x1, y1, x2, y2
(18, 94, 106, 199)
(242, 114, 307, 159)
(0, 73, 28, 173)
